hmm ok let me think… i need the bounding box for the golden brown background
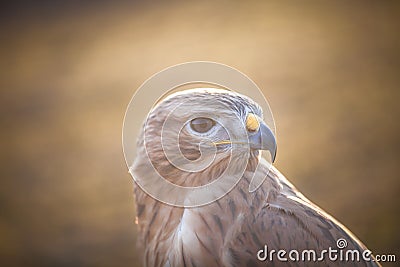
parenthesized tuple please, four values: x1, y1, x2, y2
(1, 1, 399, 266)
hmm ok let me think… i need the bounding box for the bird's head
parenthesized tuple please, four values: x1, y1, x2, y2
(133, 88, 276, 187)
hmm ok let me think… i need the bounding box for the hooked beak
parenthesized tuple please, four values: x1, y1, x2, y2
(248, 121, 277, 162)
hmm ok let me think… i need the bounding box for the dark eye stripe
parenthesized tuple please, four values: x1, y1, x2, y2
(190, 117, 216, 133)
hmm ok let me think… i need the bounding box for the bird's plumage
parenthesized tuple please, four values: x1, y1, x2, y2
(131, 89, 379, 267)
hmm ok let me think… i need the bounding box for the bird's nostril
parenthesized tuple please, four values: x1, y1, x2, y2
(246, 113, 260, 132)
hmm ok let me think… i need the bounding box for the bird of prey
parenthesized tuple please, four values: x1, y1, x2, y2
(130, 88, 380, 267)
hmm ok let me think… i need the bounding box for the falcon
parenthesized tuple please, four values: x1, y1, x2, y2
(130, 88, 380, 267)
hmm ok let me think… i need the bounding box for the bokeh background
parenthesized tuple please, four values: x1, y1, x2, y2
(1, 1, 399, 266)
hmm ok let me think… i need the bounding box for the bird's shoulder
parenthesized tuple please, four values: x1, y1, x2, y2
(220, 163, 377, 267)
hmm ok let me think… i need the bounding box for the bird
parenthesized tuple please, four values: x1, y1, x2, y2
(130, 88, 380, 267)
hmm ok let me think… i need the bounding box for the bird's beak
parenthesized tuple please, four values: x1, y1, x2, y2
(248, 120, 277, 162)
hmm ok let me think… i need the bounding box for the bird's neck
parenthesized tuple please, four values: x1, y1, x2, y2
(134, 155, 278, 267)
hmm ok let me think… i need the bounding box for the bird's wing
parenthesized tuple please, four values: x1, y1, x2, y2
(221, 161, 380, 267)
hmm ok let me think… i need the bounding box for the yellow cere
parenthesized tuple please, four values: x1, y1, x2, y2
(246, 113, 260, 132)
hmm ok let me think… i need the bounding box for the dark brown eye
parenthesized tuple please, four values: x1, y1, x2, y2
(190, 117, 216, 133)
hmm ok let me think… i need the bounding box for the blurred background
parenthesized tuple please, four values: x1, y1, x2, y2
(1, 1, 399, 266)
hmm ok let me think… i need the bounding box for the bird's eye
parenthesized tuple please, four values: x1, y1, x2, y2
(190, 117, 216, 133)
